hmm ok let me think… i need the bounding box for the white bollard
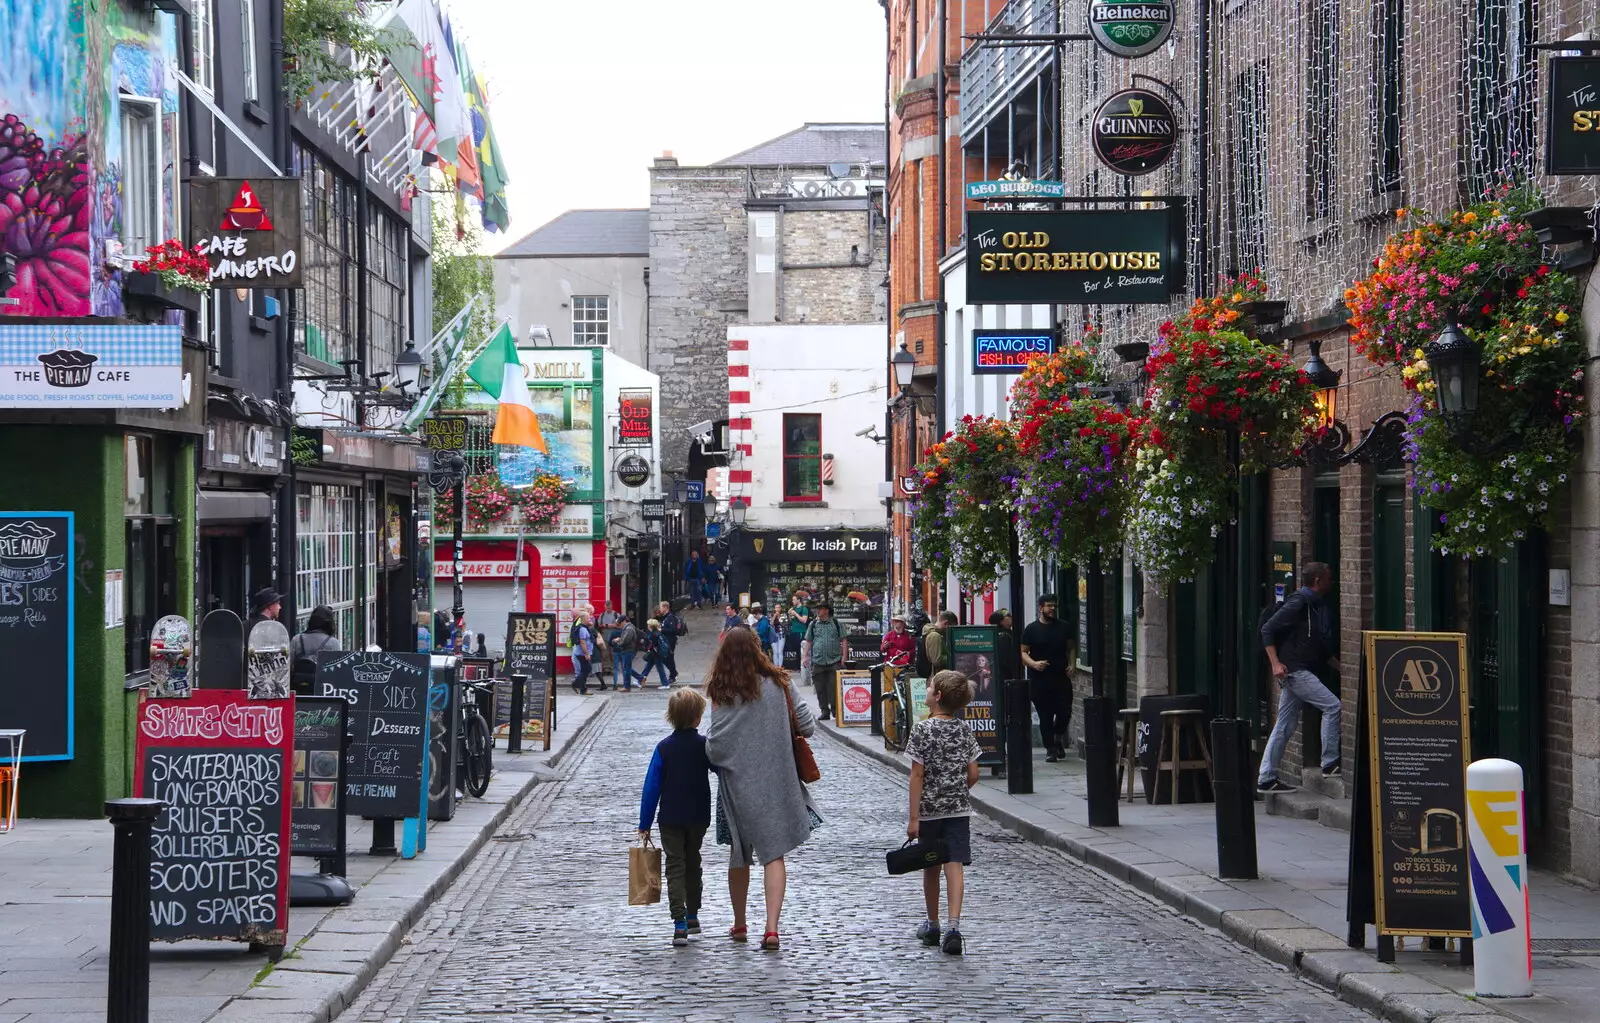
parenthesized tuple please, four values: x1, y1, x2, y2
(1466, 758, 1533, 997)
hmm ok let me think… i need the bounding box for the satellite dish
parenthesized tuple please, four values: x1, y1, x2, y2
(827, 162, 852, 179)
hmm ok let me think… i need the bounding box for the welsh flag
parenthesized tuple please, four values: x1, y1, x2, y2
(467, 325, 547, 454)
(388, 0, 471, 165)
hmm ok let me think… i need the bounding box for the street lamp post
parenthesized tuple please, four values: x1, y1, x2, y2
(448, 452, 466, 650)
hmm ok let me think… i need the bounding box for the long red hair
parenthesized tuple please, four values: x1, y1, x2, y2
(705, 626, 789, 706)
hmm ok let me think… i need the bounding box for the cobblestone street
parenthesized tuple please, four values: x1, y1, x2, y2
(341, 659, 1378, 1022)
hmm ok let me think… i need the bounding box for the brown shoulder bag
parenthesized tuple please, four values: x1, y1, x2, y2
(780, 679, 821, 783)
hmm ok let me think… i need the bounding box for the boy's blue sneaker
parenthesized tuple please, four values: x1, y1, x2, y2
(685, 915, 701, 935)
(942, 928, 963, 955)
(673, 922, 689, 947)
(916, 920, 940, 947)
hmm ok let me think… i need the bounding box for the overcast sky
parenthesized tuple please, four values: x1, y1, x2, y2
(446, 0, 889, 252)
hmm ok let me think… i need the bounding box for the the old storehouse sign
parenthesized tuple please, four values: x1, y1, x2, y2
(1092, 88, 1178, 176)
(966, 209, 1181, 305)
(1547, 57, 1600, 175)
(1088, 1, 1175, 59)
(188, 178, 303, 288)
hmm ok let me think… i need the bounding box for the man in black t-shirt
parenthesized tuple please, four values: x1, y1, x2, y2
(1020, 593, 1075, 762)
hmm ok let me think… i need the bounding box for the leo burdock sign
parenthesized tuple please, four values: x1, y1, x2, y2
(290, 697, 346, 857)
(950, 626, 1002, 765)
(504, 612, 556, 749)
(135, 690, 293, 944)
(1365, 631, 1472, 938)
(316, 651, 431, 820)
(0, 513, 73, 761)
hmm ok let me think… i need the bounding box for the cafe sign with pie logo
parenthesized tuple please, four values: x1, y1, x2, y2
(1091, 88, 1179, 176)
(0, 324, 184, 409)
(1087, 0, 1175, 59)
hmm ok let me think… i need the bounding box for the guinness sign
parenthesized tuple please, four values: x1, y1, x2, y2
(1088, 0, 1175, 59)
(1092, 88, 1178, 176)
(616, 453, 650, 488)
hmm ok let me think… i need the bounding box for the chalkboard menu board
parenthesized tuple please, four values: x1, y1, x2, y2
(316, 651, 431, 820)
(0, 512, 74, 760)
(1364, 632, 1472, 938)
(950, 626, 1002, 765)
(505, 613, 555, 748)
(290, 698, 345, 857)
(135, 690, 292, 944)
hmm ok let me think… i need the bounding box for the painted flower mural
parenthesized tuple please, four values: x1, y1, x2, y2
(0, 113, 89, 316)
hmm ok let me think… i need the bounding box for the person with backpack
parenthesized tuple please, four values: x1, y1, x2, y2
(754, 607, 776, 658)
(609, 611, 639, 691)
(684, 550, 708, 610)
(802, 601, 848, 720)
(657, 601, 686, 684)
(291, 606, 341, 694)
(632, 618, 672, 690)
(920, 612, 955, 680)
(1257, 562, 1341, 792)
(570, 611, 597, 695)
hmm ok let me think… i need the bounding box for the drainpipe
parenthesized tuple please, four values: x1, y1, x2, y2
(270, 0, 296, 623)
(934, 0, 948, 441)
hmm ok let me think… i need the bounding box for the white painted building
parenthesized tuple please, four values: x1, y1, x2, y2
(722, 322, 891, 669)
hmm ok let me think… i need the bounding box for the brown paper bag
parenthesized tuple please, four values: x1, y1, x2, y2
(629, 841, 662, 905)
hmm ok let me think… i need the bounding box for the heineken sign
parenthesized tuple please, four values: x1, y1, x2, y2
(1088, 0, 1175, 59)
(1092, 88, 1178, 176)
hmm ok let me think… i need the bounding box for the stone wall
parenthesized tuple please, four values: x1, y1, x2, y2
(780, 208, 887, 324)
(647, 161, 748, 473)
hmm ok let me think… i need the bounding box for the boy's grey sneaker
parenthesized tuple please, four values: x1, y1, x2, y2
(685, 915, 701, 935)
(916, 920, 940, 947)
(942, 928, 963, 955)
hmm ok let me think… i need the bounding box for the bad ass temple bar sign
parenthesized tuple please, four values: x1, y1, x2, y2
(965, 208, 1185, 305)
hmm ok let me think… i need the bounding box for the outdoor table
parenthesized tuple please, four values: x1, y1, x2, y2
(0, 728, 23, 831)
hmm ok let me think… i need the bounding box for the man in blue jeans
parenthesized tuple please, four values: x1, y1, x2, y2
(1258, 562, 1340, 793)
(684, 550, 707, 609)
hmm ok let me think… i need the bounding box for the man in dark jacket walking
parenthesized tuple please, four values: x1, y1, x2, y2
(1257, 562, 1340, 792)
(684, 551, 707, 609)
(657, 600, 684, 684)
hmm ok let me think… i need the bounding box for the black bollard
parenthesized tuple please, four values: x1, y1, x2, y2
(1082, 695, 1119, 828)
(370, 817, 398, 856)
(106, 797, 165, 1023)
(869, 670, 883, 736)
(1211, 718, 1258, 879)
(1004, 677, 1033, 795)
(507, 674, 527, 755)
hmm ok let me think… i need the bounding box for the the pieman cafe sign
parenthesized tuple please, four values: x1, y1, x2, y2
(1087, 1, 1175, 59)
(187, 178, 304, 288)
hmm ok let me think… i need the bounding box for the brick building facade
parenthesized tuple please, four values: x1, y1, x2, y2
(887, 0, 1600, 881)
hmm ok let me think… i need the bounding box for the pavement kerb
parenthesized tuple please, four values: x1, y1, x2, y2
(819, 721, 1487, 1023)
(216, 697, 613, 1023)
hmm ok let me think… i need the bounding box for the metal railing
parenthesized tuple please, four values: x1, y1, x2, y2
(958, 0, 1059, 141)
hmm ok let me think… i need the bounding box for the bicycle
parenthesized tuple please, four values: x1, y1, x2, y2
(877, 663, 914, 753)
(457, 678, 494, 798)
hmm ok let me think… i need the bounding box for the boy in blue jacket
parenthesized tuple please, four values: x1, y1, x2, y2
(638, 688, 713, 946)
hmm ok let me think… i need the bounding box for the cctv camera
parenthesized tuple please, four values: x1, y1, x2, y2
(687, 420, 715, 437)
(854, 426, 876, 438)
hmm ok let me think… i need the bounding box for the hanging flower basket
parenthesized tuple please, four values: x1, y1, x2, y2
(912, 415, 1019, 593)
(1345, 186, 1584, 556)
(1130, 278, 1318, 584)
(1010, 345, 1144, 565)
(435, 467, 572, 533)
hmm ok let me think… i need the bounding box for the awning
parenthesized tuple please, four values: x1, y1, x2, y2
(198, 488, 273, 522)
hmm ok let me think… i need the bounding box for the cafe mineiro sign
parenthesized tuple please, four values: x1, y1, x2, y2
(966, 208, 1184, 305)
(187, 178, 304, 289)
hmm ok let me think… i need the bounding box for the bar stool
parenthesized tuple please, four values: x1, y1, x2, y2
(1115, 709, 1142, 801)
(0, 729, 23, 832)
(1156, 710, 1213, 805)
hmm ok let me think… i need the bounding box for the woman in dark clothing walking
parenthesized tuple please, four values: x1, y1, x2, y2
(291, 605, 341, 693)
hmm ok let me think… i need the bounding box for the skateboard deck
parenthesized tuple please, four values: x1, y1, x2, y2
(197, 609, 246, 689)
(148, 615, 192, 698)
(246, 620, 292, 700)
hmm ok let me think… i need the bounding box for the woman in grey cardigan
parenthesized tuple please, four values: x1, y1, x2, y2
(706, 627, 818, 951)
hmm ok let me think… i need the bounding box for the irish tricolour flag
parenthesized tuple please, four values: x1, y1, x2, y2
(467, 326, 548, 455)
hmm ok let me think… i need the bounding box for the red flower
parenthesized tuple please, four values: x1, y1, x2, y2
(1188, 397, 1207, 413)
